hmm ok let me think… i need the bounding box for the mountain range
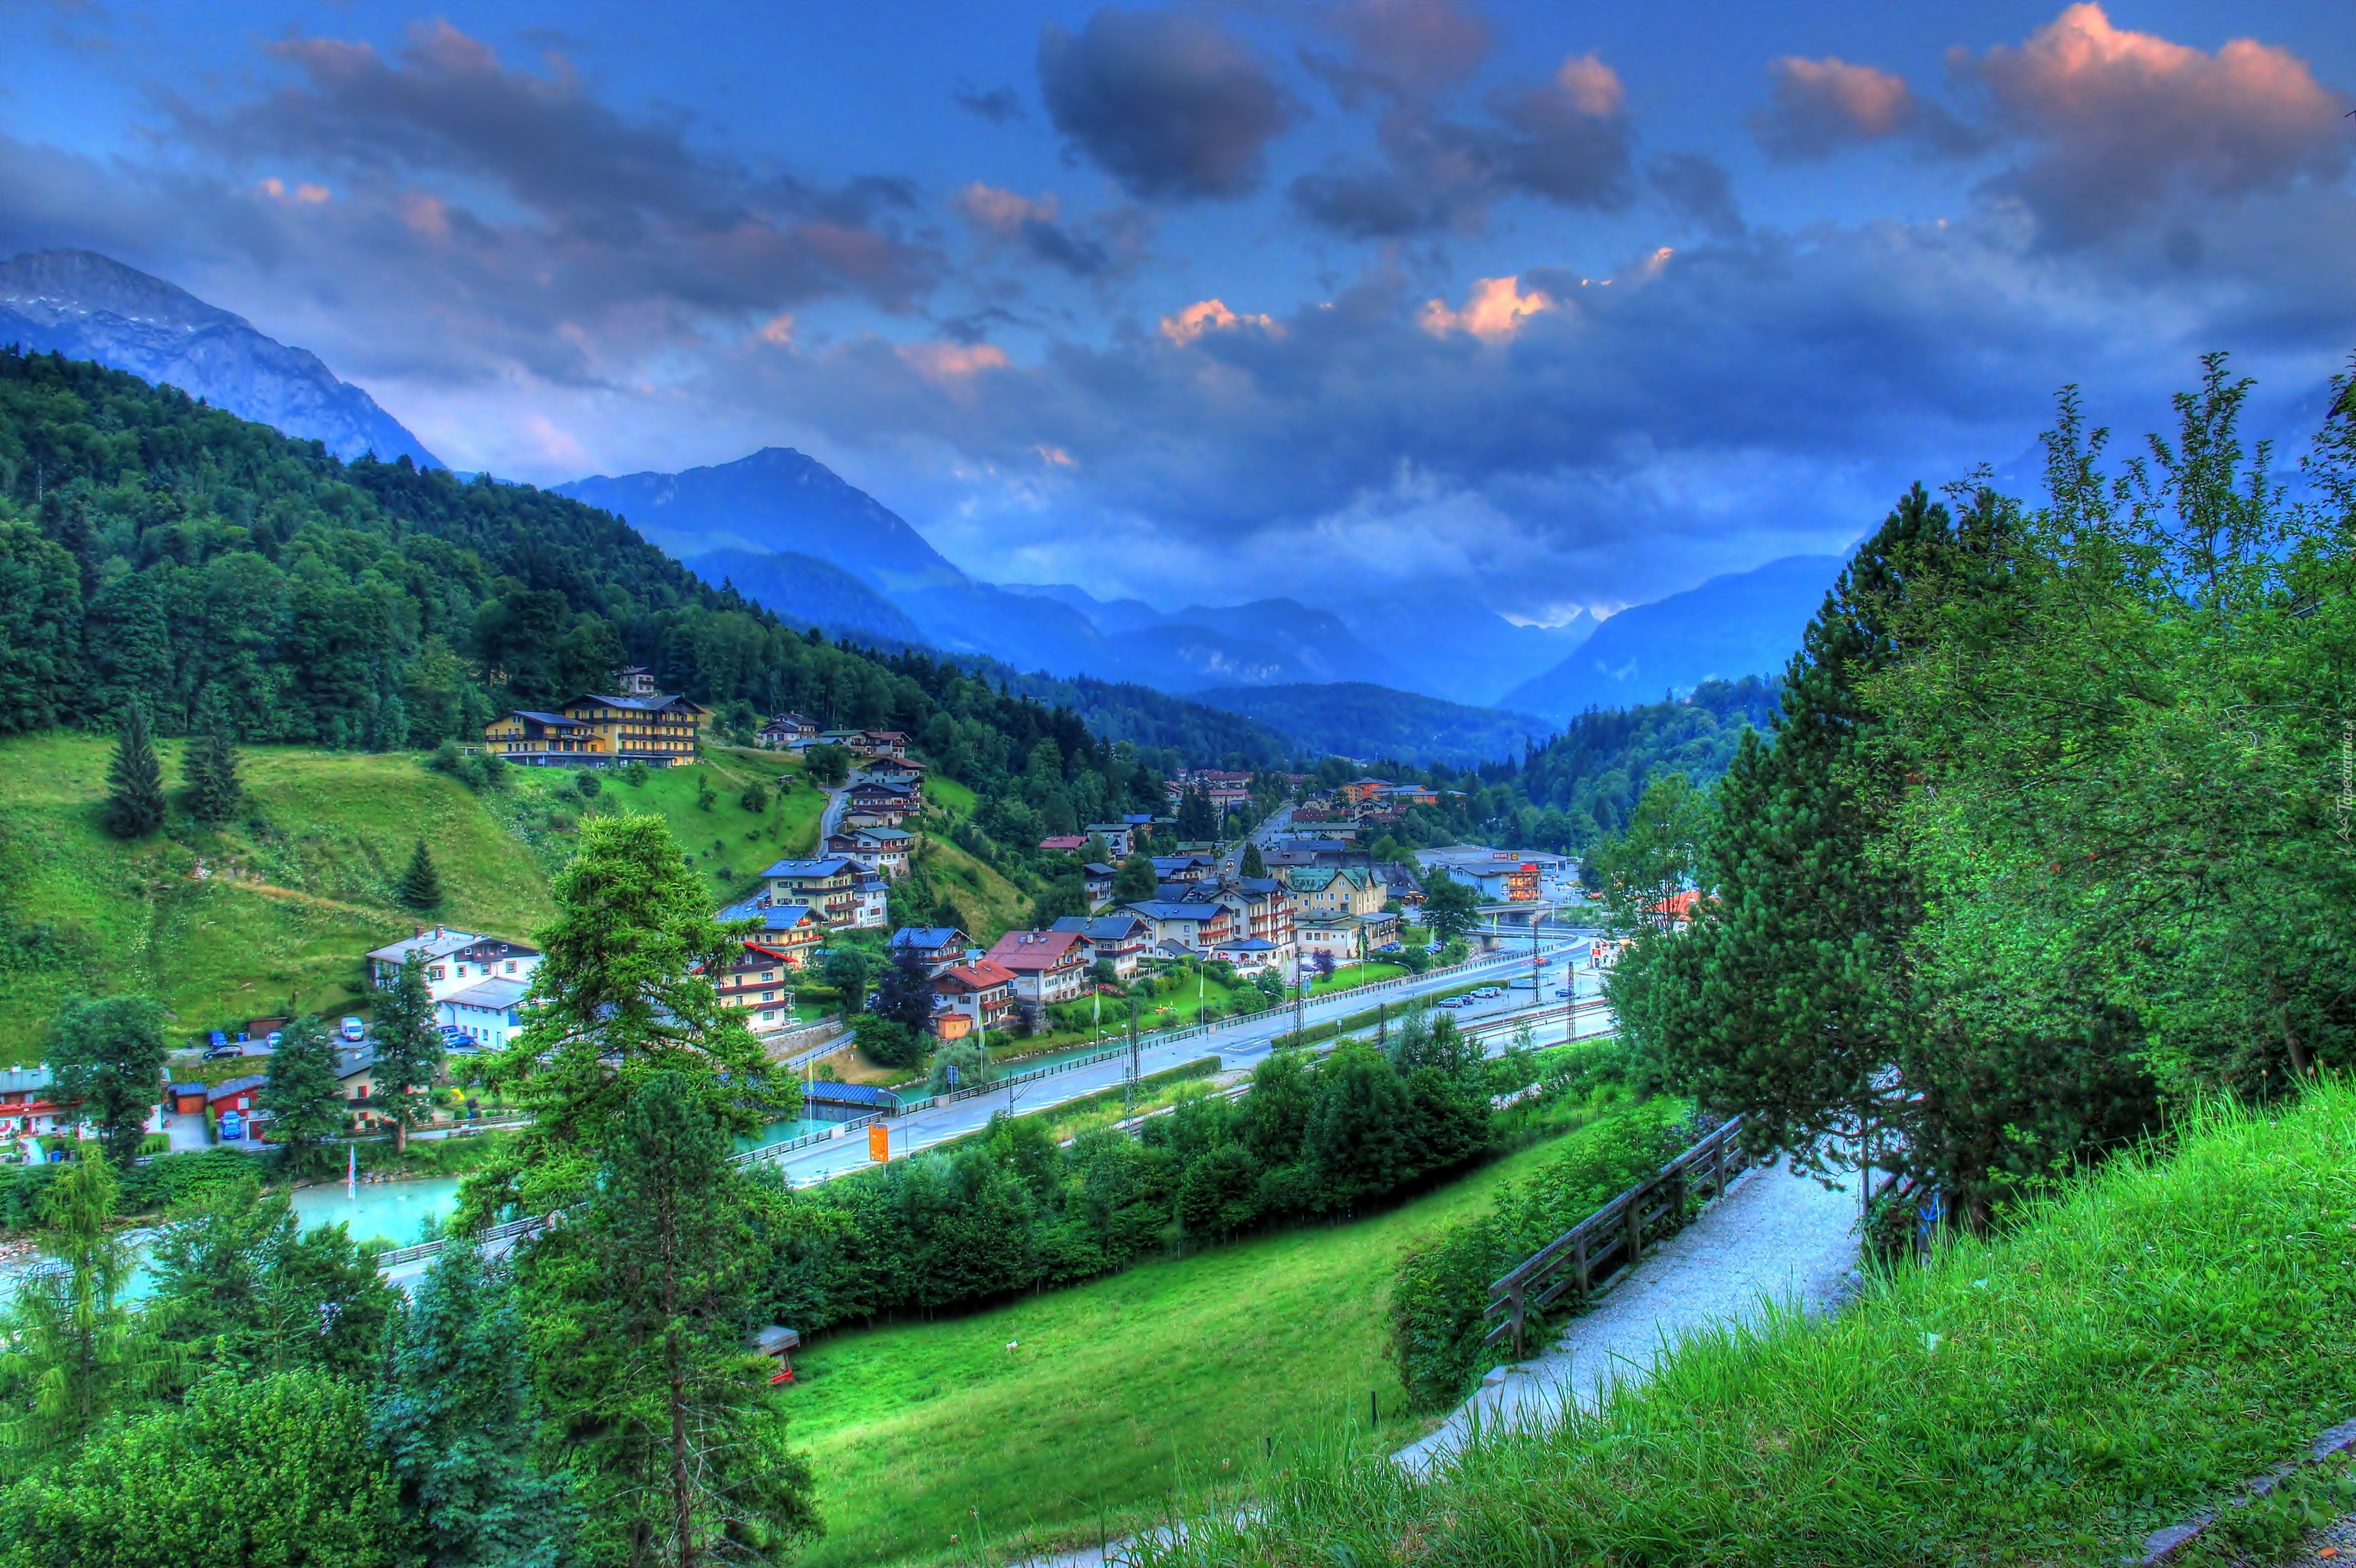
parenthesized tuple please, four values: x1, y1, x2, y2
(12, 246, 1845, 764)
(0, 249, 441, 468)
(1500, 555, 1844, 722)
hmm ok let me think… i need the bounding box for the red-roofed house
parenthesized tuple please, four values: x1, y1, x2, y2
(933, 960, 1017, 1039)
(982, 929, 1090, 1004)
(1038, 834, 1088, 853)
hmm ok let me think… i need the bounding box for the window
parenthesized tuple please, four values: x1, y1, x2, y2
(429, 966, 446, 981)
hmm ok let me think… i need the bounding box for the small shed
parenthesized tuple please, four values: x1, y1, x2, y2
(752, 1324, 801, 1385)
(169, 1082, 208, 1114)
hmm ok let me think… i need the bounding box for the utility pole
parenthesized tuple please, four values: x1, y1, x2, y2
(1293, 956, 1305, 1046)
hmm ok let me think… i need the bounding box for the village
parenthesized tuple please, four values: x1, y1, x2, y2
(2, 682, 1596, 1165)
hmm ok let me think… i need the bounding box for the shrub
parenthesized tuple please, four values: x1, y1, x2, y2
(574, 770, 602, 799)
(1388, 1100, 1689, 1407)
(858, 1017, 926, 1070)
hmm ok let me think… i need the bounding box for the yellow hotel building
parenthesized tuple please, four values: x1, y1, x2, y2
(484, 667, 712, 768)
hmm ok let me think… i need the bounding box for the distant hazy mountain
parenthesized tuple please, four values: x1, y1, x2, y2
(0, 248, 441, 467)
(558, 448, 967, 595)
(1015, 580, 1591, 706)
(689, 547, 928, 646)
(1324, 585, 1594, 707)
(1192, 682, 1548, 768)
(1502, 555, 1844, 722)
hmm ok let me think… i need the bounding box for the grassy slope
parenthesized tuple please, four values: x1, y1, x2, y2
(0, 735, 556, 1059)
(785, 1134, 1575, 1568)
(1160, 1084, 2356, 1568)
(910, 836, 1031, 945)
(0, 736, 826, 1060)
(594, 746, 822, 906)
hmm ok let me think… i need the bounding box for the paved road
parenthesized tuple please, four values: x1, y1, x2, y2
(766, 943, 1602, 1185)
(1394, 1152, 1862, 1475)
(818, 778, 848, 842)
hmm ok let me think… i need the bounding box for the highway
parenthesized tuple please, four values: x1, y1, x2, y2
(765, 936, 1611, 1185)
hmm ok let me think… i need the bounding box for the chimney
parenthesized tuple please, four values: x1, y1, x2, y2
(434, 925, 444, 939)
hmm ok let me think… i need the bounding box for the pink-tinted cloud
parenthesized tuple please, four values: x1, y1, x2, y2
(1750, 57, 1913, 159)
(1967, 3, 2351, 242)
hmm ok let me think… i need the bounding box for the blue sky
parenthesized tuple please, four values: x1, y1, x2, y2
(4, 1, 2352, 619)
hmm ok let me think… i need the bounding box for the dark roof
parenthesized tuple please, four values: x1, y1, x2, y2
(762, 857, 858, 879)
(208, 1074, 268, 1101)
(1051, 915, 1146, 941)
(890, 926, 966, 951)
(1083, 862, 1116, 876)
(1127, 900, 1223, 920)
(804, 1080, 900, 1108)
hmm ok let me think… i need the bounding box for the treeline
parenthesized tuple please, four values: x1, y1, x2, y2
(1609, 357, 2356, 1225)
(0, 347, 1183, 833)
(765, 1010, 1501, 1333)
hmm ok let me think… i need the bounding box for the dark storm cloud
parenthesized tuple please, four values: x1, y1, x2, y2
(1038, 7, 1295, 202)
(952, 182, 1146, 278)
(1289, 46, 1634, 237)
(150, 19, 941, 342)
(1648, 152, 1743, 238)
(953, 82, 1027, 124)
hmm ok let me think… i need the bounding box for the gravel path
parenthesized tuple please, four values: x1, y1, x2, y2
(1394, 1152, 1864, 1474)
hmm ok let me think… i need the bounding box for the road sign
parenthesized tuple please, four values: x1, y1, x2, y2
(867, 1123, 889, 1163)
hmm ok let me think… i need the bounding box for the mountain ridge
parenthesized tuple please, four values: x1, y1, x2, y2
(0, 248, 442, 468)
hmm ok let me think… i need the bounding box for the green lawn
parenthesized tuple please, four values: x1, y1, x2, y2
(0, 735, 558, 1060)
(1308, 962, 1408, 996)
(782, 1134, 1572, 1568)
(0, 735, 830, 1060)
(1164, 1084, 2356, 1568)
(924, 776, 978, 817)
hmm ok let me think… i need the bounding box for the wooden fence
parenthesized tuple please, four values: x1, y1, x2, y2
(1484, 1116, 1750, 1360)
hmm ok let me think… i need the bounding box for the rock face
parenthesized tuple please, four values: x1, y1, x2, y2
(0, 248, 441, 468)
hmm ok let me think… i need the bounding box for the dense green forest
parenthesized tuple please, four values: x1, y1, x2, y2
(0, 348, 1198, 847)
(1610, 357, 2356, 1224)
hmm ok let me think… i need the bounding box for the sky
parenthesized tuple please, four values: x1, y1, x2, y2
(2, 0, 2352, 621)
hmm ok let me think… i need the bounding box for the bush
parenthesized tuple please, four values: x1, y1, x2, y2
(574, 770, 602, 799)
(792, 985, 841, 1006)
(858, 1017, 926, 1070)
(1388, 1100, 1689, 1407)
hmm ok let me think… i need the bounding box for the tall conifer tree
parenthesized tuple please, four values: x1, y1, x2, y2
(523, 1073, 818, 1566)
(372, 955, 446, 1153)
(183, 725, 242, 824)
(261, 1015, 347, 1174)
(399, 840, 444, 911)
(101, 702, 164, 838)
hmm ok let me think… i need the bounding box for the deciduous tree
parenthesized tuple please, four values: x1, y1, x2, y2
(49, 994, 169, 1165)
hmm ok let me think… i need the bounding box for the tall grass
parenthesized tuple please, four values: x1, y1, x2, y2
(1140, 1083, 2356, 1567)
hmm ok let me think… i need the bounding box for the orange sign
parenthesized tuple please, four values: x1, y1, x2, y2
(867, 1123, 890, 1163)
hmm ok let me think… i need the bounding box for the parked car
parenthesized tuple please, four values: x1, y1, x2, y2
(1553, 987, 1573, 998)
(201, 1043, 246, 1061)
(338, 1017, 367, 1043)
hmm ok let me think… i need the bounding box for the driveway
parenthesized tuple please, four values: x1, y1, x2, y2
(160, 1111, 212, 1152)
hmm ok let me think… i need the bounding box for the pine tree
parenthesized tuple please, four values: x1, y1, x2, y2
(871, 942, 935, 1032)
(373, 1246, 575, 1567)
(372, 955, 446, 1154)
(522, 1073, 818, 1566)
(101, 702, 164, 839)
(464, 815, 788, 1225)
(399, 840, 444, 912)
(183, 725, 242, 825)
(262, 1015, 347, 1175)
(1240, 841, 1265, 879)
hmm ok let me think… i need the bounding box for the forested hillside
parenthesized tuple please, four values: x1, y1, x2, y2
(1611, 358, 2356, 1222)
(1191, 682, 1546, 768)
(0, 348, 1185, 832)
